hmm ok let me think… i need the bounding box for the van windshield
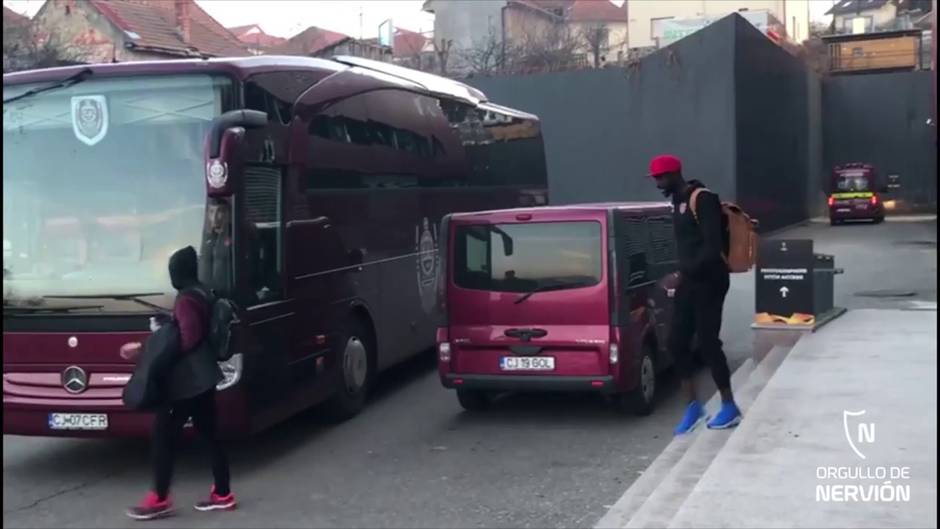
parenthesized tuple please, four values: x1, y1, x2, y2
(454, 221, 603, 293)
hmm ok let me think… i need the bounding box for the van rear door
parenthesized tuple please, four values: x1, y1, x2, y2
(446, 217, 610, 377)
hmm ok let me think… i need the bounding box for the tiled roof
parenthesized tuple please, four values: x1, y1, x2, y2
(228, 24, 286, 48)
(270, 26, 352, 56)
(567, 0, 627, 22)
(392, 28, 430, 56)
(3, 6, 30, 27)
(88, 0, 248, 57)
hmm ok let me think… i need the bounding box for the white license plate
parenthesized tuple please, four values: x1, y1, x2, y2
(855, 204, 868, 210)
(500, 356, 555, 371)
(836, 208, 851, 213)
(47, 413, 108, 431)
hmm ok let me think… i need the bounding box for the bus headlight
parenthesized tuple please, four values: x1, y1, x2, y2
(216, 353, 243, 391)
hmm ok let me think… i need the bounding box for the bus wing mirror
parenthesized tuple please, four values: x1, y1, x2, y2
(208, 110, 268, 159)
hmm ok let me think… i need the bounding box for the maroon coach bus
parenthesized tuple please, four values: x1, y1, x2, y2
(2, 56, 548, 437)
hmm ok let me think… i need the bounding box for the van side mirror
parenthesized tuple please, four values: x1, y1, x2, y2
(500, 233, 514, 256)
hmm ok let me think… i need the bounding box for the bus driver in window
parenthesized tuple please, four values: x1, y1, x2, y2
(199, 198, 232, 298)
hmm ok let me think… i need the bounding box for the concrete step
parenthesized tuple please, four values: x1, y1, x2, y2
(623, 347, 792, 529)
(594, 358, 756, 529)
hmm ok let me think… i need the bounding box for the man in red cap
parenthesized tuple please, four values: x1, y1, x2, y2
(648, 154, 741, 434)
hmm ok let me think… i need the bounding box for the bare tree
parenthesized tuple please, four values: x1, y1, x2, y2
(514, 22, 583, 74)
(432, 37, 453, 76)
(461, 27, 519, 76)
(579, 22, 610, 68)
(3, 23, 86, 73)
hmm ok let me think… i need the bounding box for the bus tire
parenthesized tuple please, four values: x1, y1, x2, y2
(616, 342, 656, 416)
(456, 390, 490, 412)
(322, 318, 374, 422)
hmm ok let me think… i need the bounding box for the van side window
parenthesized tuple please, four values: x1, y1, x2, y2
(647, 215, 677, 265)
(621, 216, 649, 287)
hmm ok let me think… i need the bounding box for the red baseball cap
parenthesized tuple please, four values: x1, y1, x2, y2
(648, 154, 682, 177)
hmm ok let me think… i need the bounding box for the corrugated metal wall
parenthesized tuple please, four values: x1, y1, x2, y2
(733, 15, 815, 232)
(823, 71, 937, 212)
(468, 15, 739, 206)
(467, 13, 935, 232)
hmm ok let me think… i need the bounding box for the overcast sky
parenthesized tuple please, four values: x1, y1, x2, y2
(3, 0, 434, 38)
(4, 0, 836, 39)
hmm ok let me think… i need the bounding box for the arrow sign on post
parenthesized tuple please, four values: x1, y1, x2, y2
(780, 286, 790, 298)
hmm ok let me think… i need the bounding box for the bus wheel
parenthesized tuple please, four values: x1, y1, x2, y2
(323, 319, 373, 422)
(616, 343, 656, 416)
(457, 390, 490, 412)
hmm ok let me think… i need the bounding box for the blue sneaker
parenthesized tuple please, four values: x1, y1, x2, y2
(674, 401, 706, 435)
(707, 400, 742, 429)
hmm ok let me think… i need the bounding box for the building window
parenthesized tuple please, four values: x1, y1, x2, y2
(844, 16, 873, 34)
(650, 17, 674, 47)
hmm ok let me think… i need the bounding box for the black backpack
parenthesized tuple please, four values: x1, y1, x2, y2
(183, 286, 238, 361)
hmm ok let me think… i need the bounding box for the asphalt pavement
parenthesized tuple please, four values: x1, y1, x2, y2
(3, 217, 936, 528)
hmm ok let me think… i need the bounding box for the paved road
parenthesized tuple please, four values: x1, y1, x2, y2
(4, 218, 936, 529)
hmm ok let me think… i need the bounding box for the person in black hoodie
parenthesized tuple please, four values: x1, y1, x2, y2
(647, 155, 742, 435)
(121, 246, 236, 520)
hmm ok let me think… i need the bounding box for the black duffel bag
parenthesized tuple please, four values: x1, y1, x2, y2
(122, 320, 182, 411)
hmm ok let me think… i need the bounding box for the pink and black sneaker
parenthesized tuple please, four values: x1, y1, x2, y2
(126, 491, 175, 521)
(193, 486, 237, 512)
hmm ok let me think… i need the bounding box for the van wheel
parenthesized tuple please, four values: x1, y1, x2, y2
(456, 390, 490, 412)
(874, 216, 885, 224)
(830, 218, 840, 226)
(322, 319, 373, 422)
(617, 344, 656, 416)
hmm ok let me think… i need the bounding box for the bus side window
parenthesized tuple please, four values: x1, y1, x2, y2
(242, 166, 283, 304)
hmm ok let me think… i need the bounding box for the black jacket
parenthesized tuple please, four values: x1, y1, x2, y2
(672, 180, 729, 281)
(165, 247, 223, 402)
(122, 320, 182, 411)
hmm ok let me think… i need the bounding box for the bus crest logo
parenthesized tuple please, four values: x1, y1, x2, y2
(415, 218, 439, 314)
(71, 95, 109, 146)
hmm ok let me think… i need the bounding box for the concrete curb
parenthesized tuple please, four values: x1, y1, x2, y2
(593, 358, 757, 529)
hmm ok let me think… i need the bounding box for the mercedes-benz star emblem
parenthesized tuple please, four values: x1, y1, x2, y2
(62, 366, 88, 394)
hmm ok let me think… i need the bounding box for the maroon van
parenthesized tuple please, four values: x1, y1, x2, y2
(828, 163, 886, 225)
(436, 203, 680, 415)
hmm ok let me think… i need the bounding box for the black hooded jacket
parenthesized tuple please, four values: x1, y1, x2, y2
(672, 180, 730, 281)
(166, 246, 222, 402)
